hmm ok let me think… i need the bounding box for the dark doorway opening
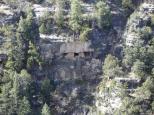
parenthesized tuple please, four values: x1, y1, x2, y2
(74, 53, 79, 57)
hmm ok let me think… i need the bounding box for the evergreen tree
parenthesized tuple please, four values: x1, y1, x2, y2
(39, 23, 47, 34)
(69, 0, 82, 36)
(79, 27, 92, 42)
(54, 0, 64, 27)
(41, 78, 52, 103)
(19, 69, 32, 96)
(0, 82, 12, 115)
(27, 42, 41, 70)
(103, 54, 122, 78)
(11, 71, 20, 113)
(41, 103, 51, 115)
(122, 0, 134, 16)
(95, 1, 111, 28)
(12, 33, 26, 72)
(115, 97, 140, 115)
(18, 97, 31, 115)
(17, 16, 27, 33)
(18, 7, 39, 43)
(131, 60, 145, 79)
(0, 71, 21, 115)
(122, 0, 133, 9)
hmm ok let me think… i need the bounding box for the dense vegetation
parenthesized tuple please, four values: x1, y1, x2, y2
(0, 0, 154, 115)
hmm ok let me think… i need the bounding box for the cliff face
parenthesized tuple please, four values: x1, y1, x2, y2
(38, 40, 103, 114)
(94, 2, 154, 114)
(0, 1, 127, 114)
(0, 0, 154, 115)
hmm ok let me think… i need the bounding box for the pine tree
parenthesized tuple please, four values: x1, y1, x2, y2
(103, 54, 122, 78)
(131, 60, 145, 79)
(11, 71, 20, 112)
(18, 97, 31, 115)
(27, 42, 41, 70)
(69, 0, 82, 36)
(0, 71, 21, 115)
(19, 69, 32, 96)
(41, 78, 52, 103)
(41, 103, 51, 115)
(122, 0, 133, 9)
(95, 1, 111, 28)
(39, 23, 47, 34)
(0, 82, 12, 115)
(54, 0, 64, 27)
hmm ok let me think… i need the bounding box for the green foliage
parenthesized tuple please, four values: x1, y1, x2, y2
(19, 70, 32, 96)
(41, 103, 51, 115)
(5, 34, 26, 72)
(95, 1, 111, 28)
(39, 23, 48, 34)
(122, 0, 134, 16)
(41, 78, 52, 103)
(39, 12, 52, 34)
(79, 27, 92, 42)
(54, 0, 64, 27)
(122, 0, 133, 9)
(12, 71, 20, 106)
(103, 54, 122, 78)
(131, 60, 145, 79)
(0, 25, 14, 37)
(69, 0, 82, 33)
(123, 44, 143, 67)
(135, 77, 154, 100)
(6, 8, 39, 72)
(139, 26, 152, 39)
(18, 8, 39, 42)
(152, 101, 154, 112)
(0, 82, 13, 114)
(18, 97, 31, 115)
(115, 97, 140, 115)
(27, 42, 42, 69)
(151, 14, 154, 26)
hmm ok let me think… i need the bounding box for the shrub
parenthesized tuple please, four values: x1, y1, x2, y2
(39, 23, 47, 34)
(122, 0, 133, 9)
(69, 0, 82, 33)
(79, 27, 92, 42)
(150, 14, 154, 26)
(139, 26, 152, 39)
(95, 1, 111, 28)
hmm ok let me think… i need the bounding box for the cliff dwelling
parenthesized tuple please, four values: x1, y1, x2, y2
(60, 41, 94, 59)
